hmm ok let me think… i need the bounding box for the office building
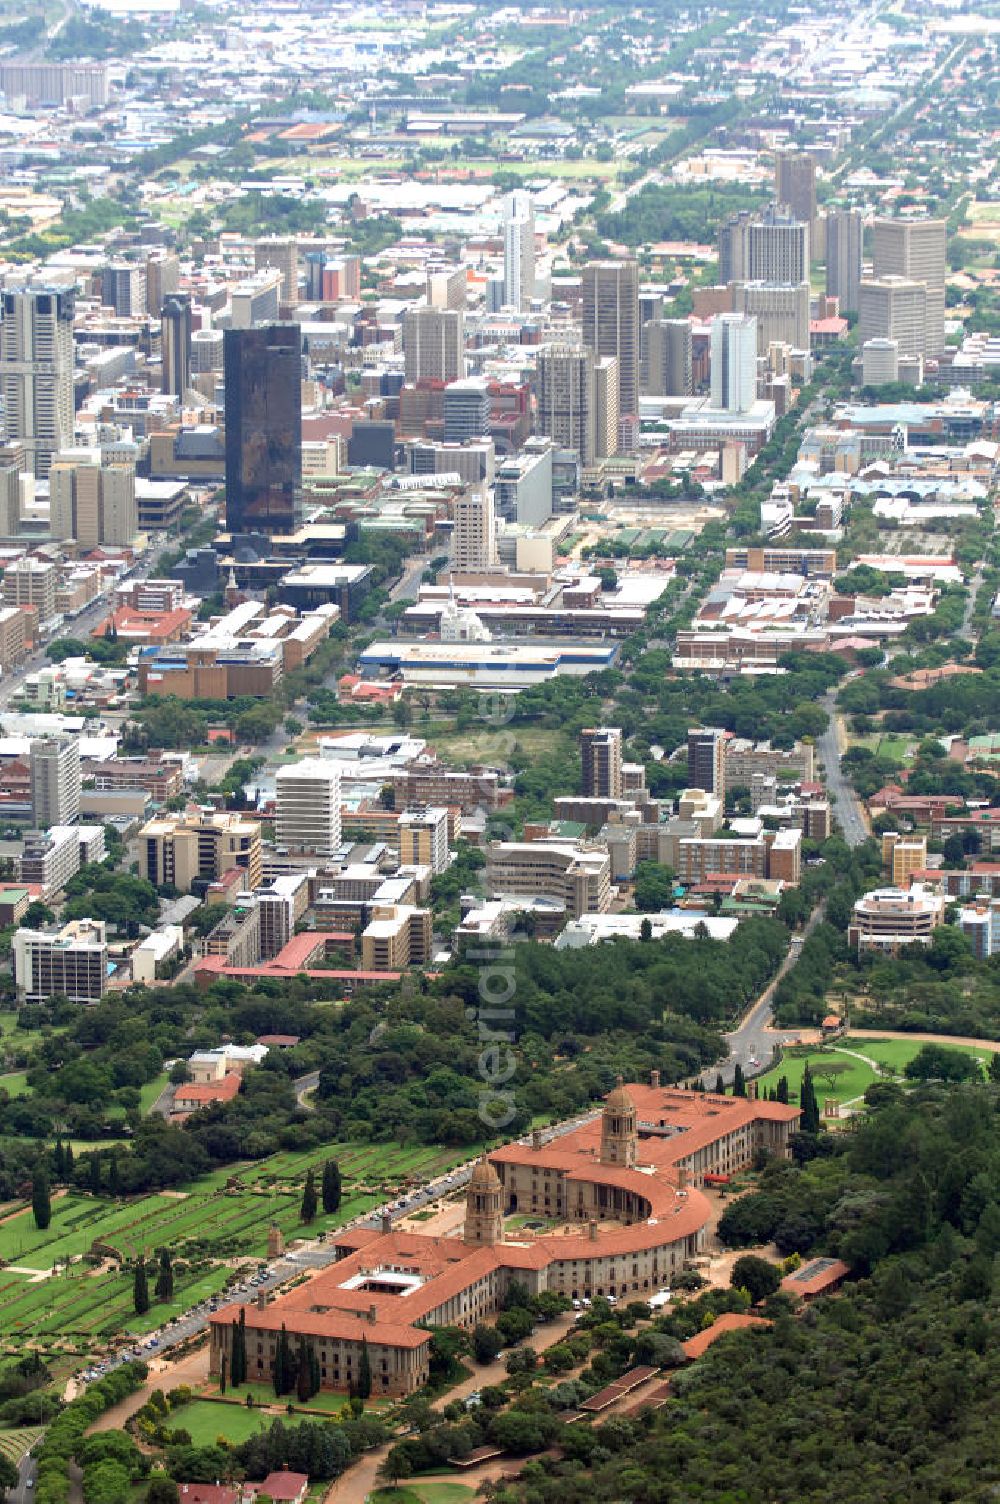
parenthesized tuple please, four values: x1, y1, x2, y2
(230, 270, 282, 329)
(503, 190, 535, 311)
(582, 260, 640, 421)
(644, 319, 693, 397)
(427, 265, 466, 311)
(581, 727, 623, 800)
(224, 324, 302, 535)
(0, 60, 108, 107)
(443, 378, 490, 444)
(775, 149, 817, 228)
(145, 252, 179, 317)
(495, 439, 553, 527)
(3, 555, 56, 622)
(256, 873, 311, 960)
(486, 838, 611, 919)
(735, 281, 810, 353)
(452, 486, 496, 570)
(30, 737, 81, 827)
(826, 208, 864, 315)
(275, 758, 342, 857)
(862, 338, 900, 386)
(139, 810, 263, 892)
(0, 457, 21, 536)
(161, 294, 193, 399)
(254, 238, 298, 305)
(536, 344, 595, 466)
(594, 357, 620, 460)
(722, 205, 809, 287)
(102, 262, 146, 319)
(883, 832, 928, 888)
(687, 727, 727, 797)
(191, 328, 224, 374)
(0, 287, 75, 477)
(710, 313, 757, 413)
(848, 884, 945, 953)
(872, 217, 946, 357)
(402, 307, 464, 384)
(50, 453, 138, 547)
(14, 919, 108, 1005)
(0, 604, 27, 668)
(858, 277, 927, 360)
(398, 805, 450, 876)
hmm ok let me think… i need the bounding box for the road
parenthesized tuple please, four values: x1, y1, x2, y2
(817, 691, 869, 848)
(8, 1453, 37, 1504)
(961, 563, 984, 638)
(702, 907, 824, 1088)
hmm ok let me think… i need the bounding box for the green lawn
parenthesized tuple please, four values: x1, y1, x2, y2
(757, 1036, 999, 1112)
(166, 1399, 280, 1447)
(0, 1072, 29, 1098)
(139, 1074, 169, 1114)
(421, 723, 569, 767)
(204, 1380, 351, 1414)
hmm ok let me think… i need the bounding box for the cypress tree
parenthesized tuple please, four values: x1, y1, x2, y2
(230, 1319, 242, 1388)
(274, 1323, 292, 1396)
(236, 1307, 247, 1385)
(800, 1064, 820, 1134)
(714, 1073, 725, 1096)
(309, 1345, 320, 1399)
(88, 1153, 102, 1195)
(296, 1335, 310, 1403)
(64, 1142, 74, 1178)
(155, 1248, 173, 1302)
(52, 1141, 65, 1179)
(357, 1338, 372, 1402)
(134, 1259, 150, 1315)
(733, 1062, 746, 1098)
(321, 1160, 342, 1216)
(219, 1354, 227, 1396)
(108, 1155, 120, 1196)
(300, 1169, 317, 1225)
(776, 1075, 790, 1105)
(31, 1170, 51, 1231)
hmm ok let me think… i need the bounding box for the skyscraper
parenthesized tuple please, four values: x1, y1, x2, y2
(253, 237, 298, 305)
(775, 149, 817, 228)
(872, 217, 946, 356)
(537, 344, 595, 466)
(0, 287, 75, 477)
(503, 190, 535, 312)
(826, 208, 864, 315)
(687, 728, 726, 797)
(452, 486, 496, 570)
(710, 313, 757, 413)
(644, 319, 693, 396)
(161, 293, 192, 399)
(581, 727, 623, 800)
(402, 306, 464, 384)
(49, 454, 137, 547)
(734, 282, 810, 353)
(594, 357, 620, 460)
(582, 260, 640, 421)
(443, 378, 490, 444)
(30, 737, 81, 827)
(224, 324, 302, 535)
(721, 206, 809, 286)
(275, 758, 341, 856)
(857, 277, 927, 360)
(102, 262, 146, 318)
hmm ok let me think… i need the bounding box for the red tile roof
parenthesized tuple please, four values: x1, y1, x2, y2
(682, 1312, 772, 1359)
(173, 1073, 241, 1106)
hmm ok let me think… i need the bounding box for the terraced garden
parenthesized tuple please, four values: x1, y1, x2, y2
(0, 1140, 463, 1349)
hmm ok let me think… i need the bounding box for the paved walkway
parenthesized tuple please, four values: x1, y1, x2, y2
(322, 1311, 580, 1503)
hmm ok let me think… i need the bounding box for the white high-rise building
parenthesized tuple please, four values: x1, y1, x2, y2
(0, 287, 75, 478)
(402, 307, 464, 384)
(503, 191, 535, 312)
(710, 313, 758, 413)
(275, 758, 342, 857)
(30, 738, 81, 828)
(453, 486, 497, 570)
(872, 218, 946, 357)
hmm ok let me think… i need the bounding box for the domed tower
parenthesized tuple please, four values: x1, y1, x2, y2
(600, 1076, 637, 1168)
(464, 1154, 504, 1247)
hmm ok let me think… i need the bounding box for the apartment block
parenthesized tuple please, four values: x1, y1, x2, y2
(581, 727, 623, 800)
(723, 737, 816, 786)
(848, 884, 945, 953)
(883, 831, 928, 888)
(687, 728, 727, 797)
(14, 918, 108, 1004)
(398, 806, 451, 876)
(275, 758, 342, 857)
(30, 737, 81, 827)
(140, 811, 262, 892)
(256, 873, 311, 960)
(361, 904, 433, 970)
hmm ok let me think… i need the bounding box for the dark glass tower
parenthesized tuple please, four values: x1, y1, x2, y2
(224, 323, 302, 534)
(161, 294, 192, 399)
